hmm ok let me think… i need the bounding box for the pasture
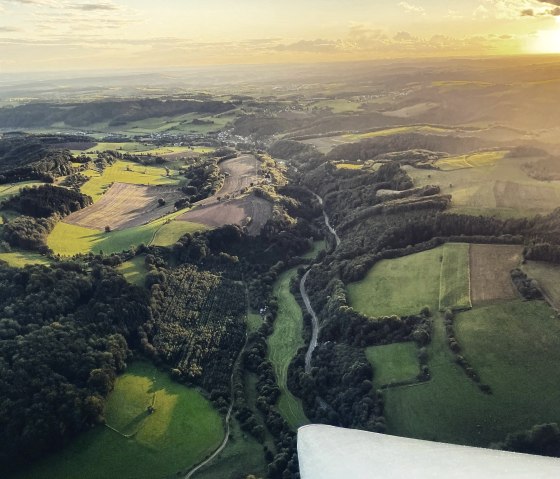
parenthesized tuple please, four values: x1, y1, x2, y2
(522, 261, 560, 310)
(384, 300, 560, 447)
(366, 342, 420, 388)
(65, 182, 182, 230)
(439, 243, 471, 311)
(14, 362, 223, 479)
(268, 268, 309, 429)
(469, 244, 522, 305)
(347, 246, 443, 317)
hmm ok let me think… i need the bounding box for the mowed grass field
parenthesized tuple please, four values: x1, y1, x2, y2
(523, 261, 560, 310)
(268, 268, 309, 429)
(366, 342, 420, 388)
(15, 362, 223, 479)
(439, 243, 471, 311)
(347, 247, 443, 317)
(384, 300, 560, 446)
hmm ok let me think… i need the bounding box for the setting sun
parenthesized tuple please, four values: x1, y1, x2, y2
(531, 18, 560, 54)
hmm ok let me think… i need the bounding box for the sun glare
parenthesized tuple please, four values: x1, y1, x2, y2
(531, 18, 560, 54)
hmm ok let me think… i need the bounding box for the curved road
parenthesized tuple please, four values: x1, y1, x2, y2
(301, 193, 341, 372)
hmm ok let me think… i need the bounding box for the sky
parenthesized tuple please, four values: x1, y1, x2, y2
(1, 0, 560, 72)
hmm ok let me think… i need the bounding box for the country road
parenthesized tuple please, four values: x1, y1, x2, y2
(301, 193, 341, 372)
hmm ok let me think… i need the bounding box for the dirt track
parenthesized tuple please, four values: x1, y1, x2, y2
(64, 183, 181, 230)
(470, 244, 523, 305)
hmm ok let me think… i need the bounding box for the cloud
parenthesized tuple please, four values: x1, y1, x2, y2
(69, 3, 118, 11)
(399, 1, 426, 15)
(0, 26, 20, 32)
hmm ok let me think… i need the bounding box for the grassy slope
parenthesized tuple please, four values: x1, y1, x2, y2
(0, 181, 44, 201)
(268, 268, 309, 429)
(385, 300, 560, 446)
(439, 243, 472, 311)
(366, 342, 420, 388)
(49, 211, 205, 256)
(347, 246, 442, 317)
(15, 362, 223, 479)
(118, 255, 148, 287)
(0, 251, 51, 268)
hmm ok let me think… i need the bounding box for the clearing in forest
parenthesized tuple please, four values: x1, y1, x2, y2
(65, 183, 183, 231)
(118, 255, 149, 287)
(347, 246, 443, 317)
(178, 194, 272, 236)
(469, 244, 522, 305)
(14, 362, 223, 479)
(439, 243, 472, 311)
(522, 261, 560, 310)
(366, 342, 420, 388)
(268, 268, 309, 429)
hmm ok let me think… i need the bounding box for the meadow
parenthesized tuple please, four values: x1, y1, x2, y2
(118, 255, 148, 287)
(48, 214, 205, 256)
(14, 362, 223, 479)
(439, 243, 471, 311)
(435, 150, 507, 171)
(384, 300, 560, 446)
(366, 342, 420, 388)
(0, 250, 51, 268)
(347, 246, 443, 317)
(0, 181, 44, 201)
(268, 268, 309, 429)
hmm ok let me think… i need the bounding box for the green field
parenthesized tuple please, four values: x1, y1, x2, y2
(268, 268, 309, 429)
(246, 312, 263, 333)
(15, 362, 223, 479)
(81, 160, 180, 201)
(335, 163, 363, 170)
(310, 99, 363, 113)
(523, 261, 560, 310)
(48, 212, 206, 256)
(150, 219, 208, 247)
(0, 250, 51, 268)
(439, 243, 472, 311)
(194, 419, 267, 479)
(118, 255, 148, 287)
(384, 300, 560, 446)
(435, 151, 507, 170)
(366, 342, 420, 388)
(0, 181, 44, 201)
(347, 246, 443, 317)
(345, 125, 452, 141)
